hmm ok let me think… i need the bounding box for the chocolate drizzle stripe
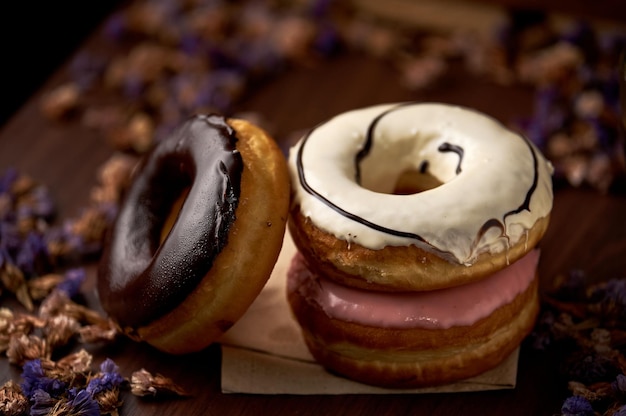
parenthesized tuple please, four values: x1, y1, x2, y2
(296, 103, 543, 261)
(298, 103, 431, 244)
(469, 136, 540, 255)
(438, 142, 464, 174)
(297, 127, 428, 244)
(296, 105, 428, 244)
(355, 102, 414, 185)
(503, 137, 539, 220)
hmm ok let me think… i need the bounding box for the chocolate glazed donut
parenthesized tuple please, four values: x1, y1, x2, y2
(98, 114, 243, 331)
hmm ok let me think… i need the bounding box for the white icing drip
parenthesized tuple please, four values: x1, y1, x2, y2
(288, 102, 554, 265)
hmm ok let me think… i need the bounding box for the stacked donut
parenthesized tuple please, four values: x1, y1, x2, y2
(286, 102, 553, 388)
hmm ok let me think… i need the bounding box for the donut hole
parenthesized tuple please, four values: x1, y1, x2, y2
(145, 155, 195, 247)
(160, 187, 191, 243)
(358, 133, 459, 196)
(392, 169, 444, 195)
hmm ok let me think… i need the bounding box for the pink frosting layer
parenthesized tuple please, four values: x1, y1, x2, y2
(287, 250, 539, 329)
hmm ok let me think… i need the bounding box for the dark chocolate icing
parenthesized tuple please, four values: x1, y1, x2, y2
(437, 142, 464, 174)
(296, 103, 541, 259)
(97, 114, 243, 328)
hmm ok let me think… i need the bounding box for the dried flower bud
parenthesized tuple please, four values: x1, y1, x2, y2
(28, 274, 65, 301)
(10, 174, 36, 197)
(6, 334, 48, 365)
(40, 83, 81, 121)
(0, 262, 34, 311)
(69, 207, 112, 246)
(0, 380, 28, 416)
(39, 290, 110, 327)
(130, 368, 190, 398)
(36, 358, 78, 386)
(43, 315, 81, 350)
(56, 390, 100, 416)
(55, 349, 93, 375)
(94, 387, 122, 415)
(96, 153, 137, 195)
(38, 290, 71, 319)
(78, 320, 118, 344)
(0, 312, 44, 354)
(9, 314, 46, 336)
(0, 308, 14, 328)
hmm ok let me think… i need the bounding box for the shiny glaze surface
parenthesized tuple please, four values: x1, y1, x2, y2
(97, 115, 243, 328)
(289, 103, 554, 265)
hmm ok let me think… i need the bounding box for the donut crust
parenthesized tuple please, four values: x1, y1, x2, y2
(128, 118, 290, 354)
(288, 273, 540, 388)
(289, 207, 550, 291)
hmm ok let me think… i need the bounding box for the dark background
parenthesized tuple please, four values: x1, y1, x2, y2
(0, 1, 124, 126)
(1, 0, 623, 128)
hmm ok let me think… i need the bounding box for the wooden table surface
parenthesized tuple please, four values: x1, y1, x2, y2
(1, 1, 626, 415)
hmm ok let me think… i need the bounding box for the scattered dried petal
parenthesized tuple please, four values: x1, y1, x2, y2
(94, 387, 123, 415)
(43, 315, 81, 350)
(39, 290, 109, 327)
(6, 334, 48, 365)
(28, 274, 65, 301)
(0, 262, 34, 311)
(40, 83, 81, 121)
(130, 369, 190, 398)
(55, 349, 93, 375)
(0, 380, 28, 416)
(78, 320, 118, 343)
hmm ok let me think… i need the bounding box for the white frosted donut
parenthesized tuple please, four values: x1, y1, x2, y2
(289, 102, 553, 266)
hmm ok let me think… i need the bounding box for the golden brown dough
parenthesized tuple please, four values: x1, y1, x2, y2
(288, 269, 539, 388)
(289, 207, 550, 291)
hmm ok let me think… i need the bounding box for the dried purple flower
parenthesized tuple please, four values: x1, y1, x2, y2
(590, 279, 626, 324)
(86, 358, 125, 397)
(103, 12, 127, 42)
(0, 222, 21, 256)
(23, 185, 56, 221)
(29, 389, 58, 416)
(69, 52, 107, 92)
(55, 268, 86, 299)
(613, 374, 626, 394)
(66, 389, 101, 416)
(17, 354, 128, 415)
(20, 359, 66, 398)
(561, 395, 595, 416)
(560, 21, 599, 64)
(44, 224, 87, 263)
(0, 168, 18, 195)
(563, 351, 621, 385)
(15, 231, 49, 278)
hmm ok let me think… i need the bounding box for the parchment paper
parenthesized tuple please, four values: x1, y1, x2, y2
(219, 231, 519, 394)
